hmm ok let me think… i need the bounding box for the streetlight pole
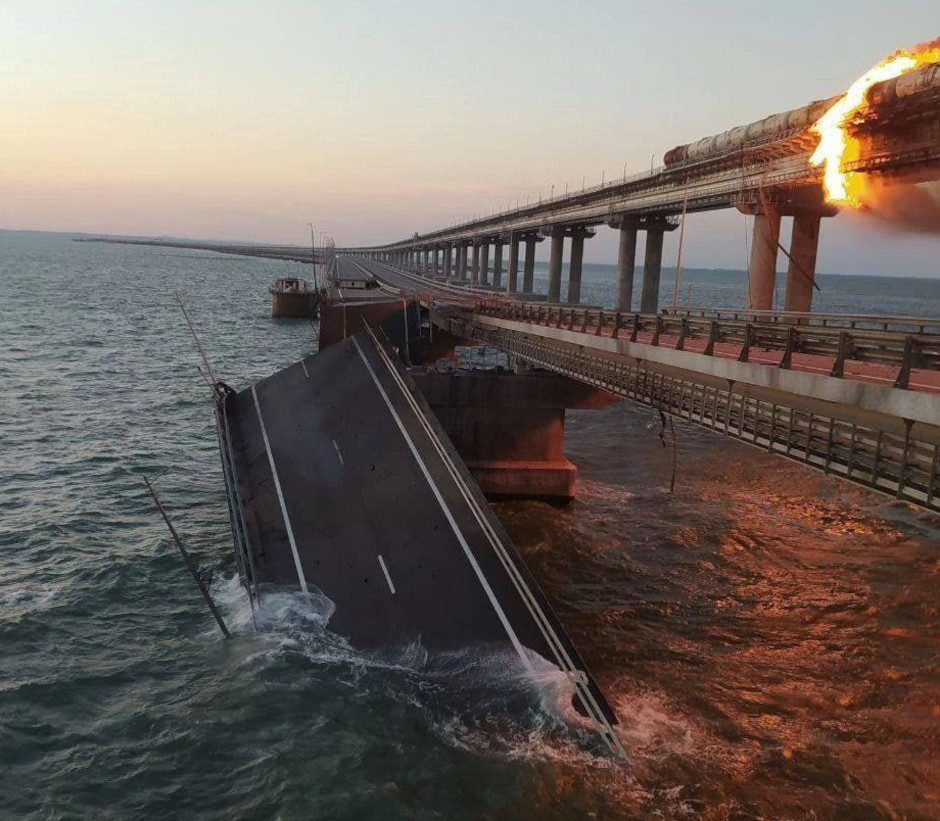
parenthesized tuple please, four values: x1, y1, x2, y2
(307, 223, 319, 292)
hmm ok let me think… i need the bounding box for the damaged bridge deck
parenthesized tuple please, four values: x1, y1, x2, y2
(217, 325, 621, 752)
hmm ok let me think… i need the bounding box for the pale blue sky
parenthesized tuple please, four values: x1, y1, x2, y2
(1, 0, 938, 274)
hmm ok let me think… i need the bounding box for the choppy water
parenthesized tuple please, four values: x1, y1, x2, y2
(2, 229, 939, 820)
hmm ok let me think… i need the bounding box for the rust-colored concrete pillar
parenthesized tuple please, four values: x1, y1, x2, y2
(640, 222, 665, 313)
(785, 212, 821, 313)
(523, 236, 537, 293)
(548, 232, 564, 302)
(507, 235, 520, 292)
(748, 210, 781, 310)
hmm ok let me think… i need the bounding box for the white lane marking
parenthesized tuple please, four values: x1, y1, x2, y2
(251, 384, 309, 593)
(351, 337, 534, 675)
(377, 554, 396, 594)
(301, 360, 309, 379)
(332, 439, 344, 466)
(364, 326, 626, 758)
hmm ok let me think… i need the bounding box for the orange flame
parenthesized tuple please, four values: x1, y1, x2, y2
(811, 43, 940, 207)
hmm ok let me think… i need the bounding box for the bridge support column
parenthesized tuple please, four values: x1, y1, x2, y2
(747, 209, 781, 310)
(523, 235, 538, 293)
(433, 248, 440, 278)
(480, 241, 490, 286)
(443, 245, 452, 279)
(640, 220, 666, 313)
(507, 235, 520, 292)
(492, 242, 503, 289)
(471, 242, 480, 286)
(456, 245, 466, 281)
(785, 212, 821, 313)
(566, 228, 593, 304)
(547, 231, 564, 302)
(615, 220, 638, 311)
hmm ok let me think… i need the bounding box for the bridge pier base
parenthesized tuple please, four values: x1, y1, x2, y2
(785, 212, 821, 312)
(412, 369, 618, 501)
(640, 220, 666, 313)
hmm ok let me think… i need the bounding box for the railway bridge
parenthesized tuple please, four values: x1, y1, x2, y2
(344, 63, 940, 315)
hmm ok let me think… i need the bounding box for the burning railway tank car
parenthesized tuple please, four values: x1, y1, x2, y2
(663, 96, 839, 167)
(867, 62, 940, 106)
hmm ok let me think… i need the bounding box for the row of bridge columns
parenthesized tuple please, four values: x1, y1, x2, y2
(363, 202, 824, 313)
(378, 221, 670, 311)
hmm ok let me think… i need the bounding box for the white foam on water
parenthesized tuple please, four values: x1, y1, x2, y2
(0, 585, 60, 618)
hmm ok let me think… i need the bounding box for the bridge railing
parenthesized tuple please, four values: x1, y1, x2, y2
(446, 315, 940, 515)
(476, 300, 940, 389)
(666, 306, 940, 335)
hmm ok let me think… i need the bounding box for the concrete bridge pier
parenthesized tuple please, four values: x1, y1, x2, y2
(471, 242, 481, 285)
(640, 218, 669, 313)
(743, 205, 781, 310)
(546, 229, 565, 302)
(566, 227, 595, 304)
(612, 218, 638, 311)
(785, 211, 822, 312)
(456, 243, 468, 281)
(492, 240, 504, 289)
(522, 233, 542, 294)
(480, 240, 490, 286)
(507, 234, 520, 292)
(443, 244, 452, 279)
(432, 247, 441, 278)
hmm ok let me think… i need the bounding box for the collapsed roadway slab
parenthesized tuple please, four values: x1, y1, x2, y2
(216, 324, 622, 755)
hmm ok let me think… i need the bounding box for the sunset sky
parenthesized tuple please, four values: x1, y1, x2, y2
(3, 0, 939, 275)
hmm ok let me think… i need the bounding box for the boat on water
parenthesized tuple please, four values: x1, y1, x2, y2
(270, 277, 319, 318)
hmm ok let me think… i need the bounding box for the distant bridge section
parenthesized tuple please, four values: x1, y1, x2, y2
(345, 65, 940, 316)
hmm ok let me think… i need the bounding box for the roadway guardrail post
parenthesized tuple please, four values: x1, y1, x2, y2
(830, 331, 854, 378)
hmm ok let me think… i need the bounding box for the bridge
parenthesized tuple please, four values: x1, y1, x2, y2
(336, 253, 940, 516)
(344, 63, 940, 315)
(103, 60, 940, 515)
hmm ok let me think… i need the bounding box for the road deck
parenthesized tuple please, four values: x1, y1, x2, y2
(221, 328, 620, 745)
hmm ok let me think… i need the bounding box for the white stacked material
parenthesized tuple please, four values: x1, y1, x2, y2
(453, 345, 510, 372)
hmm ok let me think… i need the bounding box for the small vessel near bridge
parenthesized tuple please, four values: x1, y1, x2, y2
(269, 276, 320, 318)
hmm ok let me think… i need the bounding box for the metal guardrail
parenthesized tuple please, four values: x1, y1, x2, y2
(667, 306, 940, 335)
(446, 317, 940, 514)
(477, 301, 940, 389)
